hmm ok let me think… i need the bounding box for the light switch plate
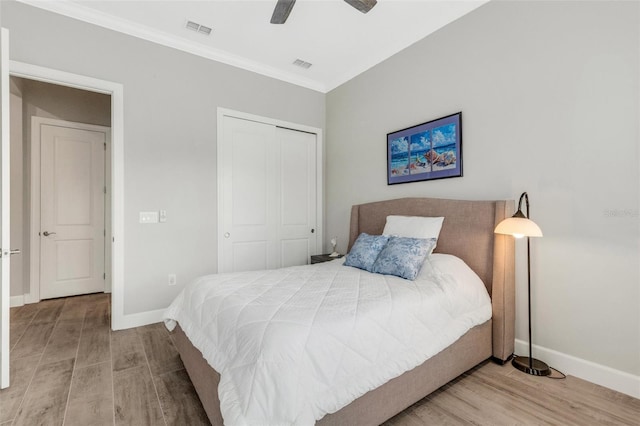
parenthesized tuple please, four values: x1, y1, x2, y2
(159, 210, 167, 223)
(139, 211, 159, 224)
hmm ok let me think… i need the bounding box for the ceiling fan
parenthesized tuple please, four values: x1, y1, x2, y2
(271, 0, 377, 24)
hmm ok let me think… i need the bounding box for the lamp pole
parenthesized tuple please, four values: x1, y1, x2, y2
(511, 192, 551, 376)
(524, 193, 533, 370)
(527, 235, 533, 369)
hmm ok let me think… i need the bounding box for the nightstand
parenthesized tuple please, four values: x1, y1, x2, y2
(310, 254, 343, 264)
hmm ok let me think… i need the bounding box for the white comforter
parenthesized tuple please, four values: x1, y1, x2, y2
(163, 254, 491, 426)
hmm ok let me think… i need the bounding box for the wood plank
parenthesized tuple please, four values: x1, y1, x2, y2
(79, 292, 110, 304)
(83, 300, 110, 329)
(113, 365, 165, 426)
(41, 320, 83, 363)
(65, 362, 113, 426)
(76, 325, 111, 367)
(12, 385, 72, 426)
(138, 325, 182, 376)
(9, 319, 31, 350)
(10, 303, 40, 322)
(427, 382, 518, 426)
(495, 360, 640, 414)
(444, 370, 563, 425)
(137, 322, 170, 335)
(12, 358, 74, 426)
(28, 357, 75, 391)
(0, 355, 40, 423)
(57, 299, 88, 323)
(153, 368, 209, 425)
(64, 396, 115, 426)
(475, 364, 639, 425)
(385, 361, 640, 426)
(111, 328, 146, 373)
(30, 298, 65, 325)
(68, 361, 112, 401)
(406, 400, 469, 426)
(10, 321, 56, 358)
(386, 410, 430, 426)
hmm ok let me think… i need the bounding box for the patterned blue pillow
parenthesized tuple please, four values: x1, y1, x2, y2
(344, 233, 390, 272)
(371, 236, 437, 280)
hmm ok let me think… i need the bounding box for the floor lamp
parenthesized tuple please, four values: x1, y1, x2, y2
(495, 192, 551, 376)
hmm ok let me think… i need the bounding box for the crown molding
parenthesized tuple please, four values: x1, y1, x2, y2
(16, 0, 327, 93)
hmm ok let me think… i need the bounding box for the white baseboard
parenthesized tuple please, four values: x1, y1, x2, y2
(113, 308, 165, 330)
(10, 295, 24, 307)
(515, 339, 640, 399)
(24, 292, 38, 304)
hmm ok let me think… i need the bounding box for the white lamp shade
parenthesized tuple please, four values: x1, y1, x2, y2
(494, 217, 543, 237)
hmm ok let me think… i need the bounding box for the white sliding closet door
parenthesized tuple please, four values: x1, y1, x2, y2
(221, 117, 277, 272)
(219, 116, 317, 273)
(278, 127, 316, 268)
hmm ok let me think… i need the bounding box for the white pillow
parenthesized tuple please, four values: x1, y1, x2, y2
(382, 215, 444, 252)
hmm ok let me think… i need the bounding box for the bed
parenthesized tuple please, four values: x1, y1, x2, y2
(165, 197, 515, 425)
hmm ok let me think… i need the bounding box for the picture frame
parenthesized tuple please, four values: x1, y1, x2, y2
(387, 112, 462, 185)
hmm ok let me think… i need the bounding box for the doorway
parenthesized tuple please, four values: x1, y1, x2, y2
(2, 58, 124, 389)
(10, 77, 111, 303)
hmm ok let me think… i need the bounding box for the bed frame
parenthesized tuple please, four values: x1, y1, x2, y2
(171, 197, 515, 425)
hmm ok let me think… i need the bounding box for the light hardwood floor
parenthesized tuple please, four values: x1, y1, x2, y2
(2, 294, 639, 425)
(2, 293, 208, 426)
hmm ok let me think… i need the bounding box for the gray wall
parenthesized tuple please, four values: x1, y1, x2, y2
(326, 1, 639, 375)
(2, 2, 325, 314)
(9, 76, 111, 298)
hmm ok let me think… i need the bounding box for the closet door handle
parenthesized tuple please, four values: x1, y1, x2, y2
(43, 231, 57, 237)
(0, 248, 21, 258)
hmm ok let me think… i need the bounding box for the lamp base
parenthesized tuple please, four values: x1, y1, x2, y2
(512, 356, 551, 376)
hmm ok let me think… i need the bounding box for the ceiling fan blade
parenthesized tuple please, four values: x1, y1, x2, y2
(271, 0, 296, 24)
(344, 0, 377, 14)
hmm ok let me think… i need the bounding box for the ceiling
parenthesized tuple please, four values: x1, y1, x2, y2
(18, 0, 488, 93)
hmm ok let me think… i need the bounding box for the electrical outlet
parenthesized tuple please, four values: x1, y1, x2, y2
(168, 274, 177, 286)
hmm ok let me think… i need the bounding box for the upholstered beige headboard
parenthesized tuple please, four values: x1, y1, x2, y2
(348, 197, 515, 361)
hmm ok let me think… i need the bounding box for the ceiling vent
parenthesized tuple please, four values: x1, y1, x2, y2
(293, 59, 312, 69)
(185, 20, 212, 36)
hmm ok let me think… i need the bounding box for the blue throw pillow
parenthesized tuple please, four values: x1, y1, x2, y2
(344, 233, 390, 272)
(371, 236, 436, 280)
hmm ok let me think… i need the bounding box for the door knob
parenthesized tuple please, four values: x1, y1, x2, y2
(43, 231, 57, 236)
(224, 232, 230, 238)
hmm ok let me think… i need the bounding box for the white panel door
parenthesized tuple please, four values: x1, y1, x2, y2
(221, 116, 278, 272)
(0, 28, 11, 389)
(278, 127, 316, 268)
(40, 124, 105, 299)
(219, 116, 317, 273)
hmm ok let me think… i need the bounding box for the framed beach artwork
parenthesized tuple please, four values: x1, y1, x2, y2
(387, 112, 462, 185)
